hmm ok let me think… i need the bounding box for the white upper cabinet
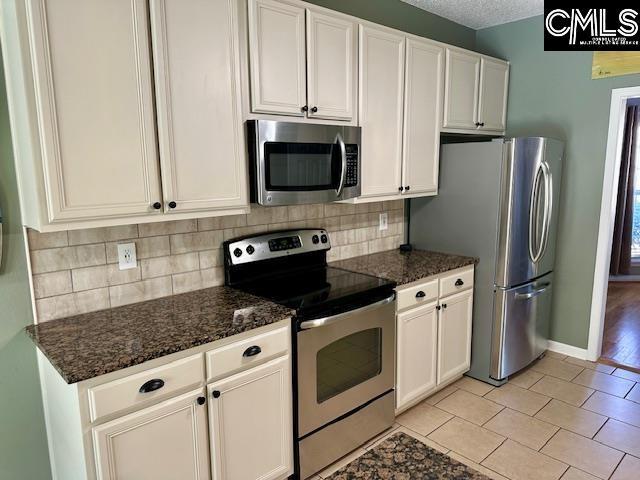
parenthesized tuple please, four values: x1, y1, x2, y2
(306, 10, 357, 121)
(478, 57, 509, 132)
(92, 389, 210, 480)
(443, 49, 480, 130)
(25, 0, 162, 222)
(401, 38, 443, 196)
(359, 24, 405, 198)
(150, 0, 248, 214)
(248, 0, 307, 116)
(443, 48, 509, 134)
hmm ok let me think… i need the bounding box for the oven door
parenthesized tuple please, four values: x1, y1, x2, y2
(296, 294, 395, 437)
(249, 120, 361, 206)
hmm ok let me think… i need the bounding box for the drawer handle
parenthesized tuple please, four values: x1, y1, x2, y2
(455, 279, 464, 287)
(415, 291, 426, 298)
(139, 378, 165, 394)
(243, 345, 262, 357)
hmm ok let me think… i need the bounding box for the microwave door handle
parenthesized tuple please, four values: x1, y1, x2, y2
(335, 132, 347, 197)
(299, 293, 395, 330)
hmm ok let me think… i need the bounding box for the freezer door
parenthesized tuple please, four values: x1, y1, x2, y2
(490, 274, 552, 380)
(495, 138, 564, 287)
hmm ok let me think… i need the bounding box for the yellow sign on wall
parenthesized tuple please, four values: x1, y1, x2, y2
(592, 51, 640, 79)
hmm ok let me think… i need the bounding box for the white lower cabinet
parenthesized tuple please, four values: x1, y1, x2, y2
(395, 267, 474, 412)
(208, 356, 293, 480)
(92, 388, 210, 480)
(396, 302, 438, 408)
(437, 289, 473, 385)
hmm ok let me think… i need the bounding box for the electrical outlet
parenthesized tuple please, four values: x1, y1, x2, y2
(379, 212, 388, 231)
(117, 243, 137, 270)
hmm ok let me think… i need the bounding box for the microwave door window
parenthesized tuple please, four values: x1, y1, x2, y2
(265, 142, 337, 191)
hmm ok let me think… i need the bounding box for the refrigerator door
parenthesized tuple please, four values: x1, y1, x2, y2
(490, 273, 553, 380)
(495, 138, 564, 288)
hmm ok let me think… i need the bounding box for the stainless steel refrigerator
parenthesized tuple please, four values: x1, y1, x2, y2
(410, 137, 564, 385)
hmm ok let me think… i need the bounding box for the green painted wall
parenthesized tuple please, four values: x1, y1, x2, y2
(476, 16, 640, 348)
(0, 53, 52, 478)
(305, 0, 476, 49)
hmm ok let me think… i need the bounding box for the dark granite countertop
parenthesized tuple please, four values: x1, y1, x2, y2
(331, 249, 477, 286)
(26, 286, 294, 384)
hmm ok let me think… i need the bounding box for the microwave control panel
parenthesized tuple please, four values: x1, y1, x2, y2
(345, 145, 359, 187)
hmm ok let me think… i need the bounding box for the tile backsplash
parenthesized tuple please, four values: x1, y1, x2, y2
(28, 201, 404, 322)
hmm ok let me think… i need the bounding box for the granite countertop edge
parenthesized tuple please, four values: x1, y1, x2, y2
(26, 286, 295, 384)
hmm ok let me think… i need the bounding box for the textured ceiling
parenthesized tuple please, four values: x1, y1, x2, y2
(400, 0, 543, 29)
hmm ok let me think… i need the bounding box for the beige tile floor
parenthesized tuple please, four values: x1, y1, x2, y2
(311, 351, 640, 480)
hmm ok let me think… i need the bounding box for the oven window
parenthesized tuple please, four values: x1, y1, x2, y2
(316, 328, 382, 403)
(265, 142, 338, 191)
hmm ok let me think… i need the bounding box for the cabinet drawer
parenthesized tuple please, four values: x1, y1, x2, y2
(206, 326, 289, 381)
(88, 353, 204, 422)
(439, 267, 474, 298)
(396, 279, 438, 311)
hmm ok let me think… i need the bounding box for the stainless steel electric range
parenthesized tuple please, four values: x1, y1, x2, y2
(224, 229, 396, 479)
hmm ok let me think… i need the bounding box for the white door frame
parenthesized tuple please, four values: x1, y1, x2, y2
(587, 86, 640, 361)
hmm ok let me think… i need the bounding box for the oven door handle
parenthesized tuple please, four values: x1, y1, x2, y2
(335, 132, 347, 197)
(299, 293, 395, 330)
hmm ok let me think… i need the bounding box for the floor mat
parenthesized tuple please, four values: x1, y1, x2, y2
(326, 431, 491, 479)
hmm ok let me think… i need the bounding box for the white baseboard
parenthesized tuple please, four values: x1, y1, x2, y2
(547, 340, 589, 360)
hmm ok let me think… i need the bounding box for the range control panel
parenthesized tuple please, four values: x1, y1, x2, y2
(225, 229, 331, 265)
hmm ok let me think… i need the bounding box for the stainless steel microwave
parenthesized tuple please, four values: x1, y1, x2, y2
(247, 120, 361, 206)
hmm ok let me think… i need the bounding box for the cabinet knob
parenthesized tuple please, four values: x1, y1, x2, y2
(168, 201, 177, 209)
(442, 303, 447, 309)
(480, 122, 485, 127)
(398, 186, 404, 192)
(212, 390, 221, 399)
(475, 122, 481, 127)
(436, 305, 441, 311)
(197, 396, 206, 406)
(415, 290, 426, 298)
(152, 202, 162, 210)
(301, 105, 308, 112)
(455, 279, 464, 287)
(243, 345, 262, 357)
(311, 106, 318, 113)
(139, 378, 165, 394)
(405, 186, 410, 191)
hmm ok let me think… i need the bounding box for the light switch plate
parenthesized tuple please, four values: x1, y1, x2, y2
(117, 243, 137, 270)
(379, 213, 388, 231)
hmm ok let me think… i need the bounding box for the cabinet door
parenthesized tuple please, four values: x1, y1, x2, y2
(402, 38, 443, 196)
(92, 389, 210, 480)
(248, 0, 306, 116)
(150, 0, 248, 213)
(26, 0, 162, 222)
(359, 24, 404, 197)
(396, 302, 438, 410)
(442, 49, 480, 130)
(437, 290, 473, 385)
(478, 58, 509, 132)
(306, 9, 357, 121)
(208, 356, 293, 480)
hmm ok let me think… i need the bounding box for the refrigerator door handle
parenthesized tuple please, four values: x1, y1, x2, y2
(528, 164, 543, 262)
(538, 162, 553, 261)
(529, 162, 552, 263)
(514, 283, 551, 300)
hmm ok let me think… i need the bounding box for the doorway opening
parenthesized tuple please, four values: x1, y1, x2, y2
(590, 87, 640, 369)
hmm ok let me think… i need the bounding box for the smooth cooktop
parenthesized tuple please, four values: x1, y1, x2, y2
(237, 266, 396, 319)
